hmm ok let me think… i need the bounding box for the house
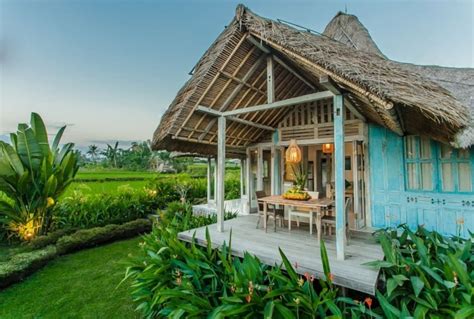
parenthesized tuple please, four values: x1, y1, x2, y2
(151, 5, 473, 293)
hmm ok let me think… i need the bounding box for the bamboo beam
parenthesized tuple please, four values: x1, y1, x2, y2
(219, 70, 266, 95)
(248, 35, 316, 90)
(196, 106, 274, 131)
(250, 32, 394, 110)
(198, 54, 267, 141)
(175, 33, 249, 138)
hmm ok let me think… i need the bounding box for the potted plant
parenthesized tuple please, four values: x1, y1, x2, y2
(282, 164, 310, 200)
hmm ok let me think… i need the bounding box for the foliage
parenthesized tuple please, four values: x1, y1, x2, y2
(0, 245, 57, 289)
(361, 225, 474, 319)
(0, 237, 141, 318)
(291, 163, 308, 191)
(124, 210, 342, 318)
(0, 113, 79, 240)
(54, 186, 159, 229)
(27, 228, 77, 250)
(55, 219, 151, 255)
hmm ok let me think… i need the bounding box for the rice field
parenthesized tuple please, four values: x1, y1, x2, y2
(63, 169, 159, 197)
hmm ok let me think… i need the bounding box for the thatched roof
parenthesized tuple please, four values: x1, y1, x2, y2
(152, 5, 472, 156)
(322, 12, 386, 58)
(323, 11, 474, 147)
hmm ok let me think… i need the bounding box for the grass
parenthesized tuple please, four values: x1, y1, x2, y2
(63, 180, 150, 197)
(0, 237, 142, 319)
(75, 169, 158, 180)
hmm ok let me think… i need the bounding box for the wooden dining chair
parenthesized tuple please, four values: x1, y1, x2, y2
(321, 197, 351, 242)
(255, 191, 284, 231)
(288, 191, 319, 234)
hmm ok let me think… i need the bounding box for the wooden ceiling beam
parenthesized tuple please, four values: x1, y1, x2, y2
(220, 91, 333, 117)
(319, 75, 366, 122)
(197, 53, 267, 141)
(248, 35, 316, 91)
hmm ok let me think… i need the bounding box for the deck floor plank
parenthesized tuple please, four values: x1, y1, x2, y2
(178, 215, 383, 295)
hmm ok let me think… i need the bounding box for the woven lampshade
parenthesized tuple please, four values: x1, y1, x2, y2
(322, 143, 334, 154)
(285, 139, 302, 163)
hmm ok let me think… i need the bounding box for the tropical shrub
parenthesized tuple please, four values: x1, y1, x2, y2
(0, 113, 79, 240)
(53, 187, 159, 229)
(124, 211, 342, 318)
(363, 225, 474, 319)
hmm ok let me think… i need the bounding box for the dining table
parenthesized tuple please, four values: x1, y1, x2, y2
(258, 195, 334, 242)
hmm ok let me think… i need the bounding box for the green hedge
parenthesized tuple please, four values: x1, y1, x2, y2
(56, 219, 151, 254)
(0, 219, 152, 290)
(0, 246, 57, 289)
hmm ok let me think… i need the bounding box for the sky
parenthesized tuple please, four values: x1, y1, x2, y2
(0, 0, 472, 151)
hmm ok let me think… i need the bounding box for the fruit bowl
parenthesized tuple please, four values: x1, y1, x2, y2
(282, 190, 310, 201)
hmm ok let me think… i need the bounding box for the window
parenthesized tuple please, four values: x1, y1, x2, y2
(439, 145, 472, 192)
(404, 136, 434, 191)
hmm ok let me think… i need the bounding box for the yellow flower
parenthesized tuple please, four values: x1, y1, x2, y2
(46, 197, 55, 208)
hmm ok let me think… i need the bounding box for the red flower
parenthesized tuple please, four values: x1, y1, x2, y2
(328, 273, 334, 282)
(364, 297, 373, 308)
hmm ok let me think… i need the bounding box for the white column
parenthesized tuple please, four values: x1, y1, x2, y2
(245, 148, 252, 213)
(207, 157, 212, 203)
(257, 147, 263, 191)
(334, 94, 346, 260)
(217, 116, 226, 232)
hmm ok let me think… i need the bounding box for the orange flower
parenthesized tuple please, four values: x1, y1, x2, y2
(245, 295, 252, 303)
(328, 273, 334, 282)
(364, 297, 373, 308)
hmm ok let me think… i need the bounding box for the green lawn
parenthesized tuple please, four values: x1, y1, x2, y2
(0, 237, 142, 319)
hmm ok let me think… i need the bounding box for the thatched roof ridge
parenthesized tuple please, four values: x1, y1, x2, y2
(322, 12, 386, 58)
(237, 5, 468, 134)
(320, 11, 474, 147)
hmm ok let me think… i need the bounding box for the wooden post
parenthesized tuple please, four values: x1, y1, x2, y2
(352, 141, 360, 229)
(272, 130, 281, 195)
(257, 147, 263, 191)
(246, 148, 252, 213)
(207, 157, 212, 203)
(217, 116, 226, 232)
(267, 55, 275, 103)
(213, 158, 217, 203)
(239, 158, 244, 201)
(334, 94, 346, 260)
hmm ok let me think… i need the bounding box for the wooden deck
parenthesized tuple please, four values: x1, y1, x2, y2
(178, 215, 383, 295)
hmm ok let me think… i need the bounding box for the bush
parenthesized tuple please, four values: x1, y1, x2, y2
(53, 187, 159, 230)
(56, 219, 151, 255)
(124, 213, 342, 318)
(359, 225, 474, 319)
(27, 228, 77, 250)
(0, 245, 57, 288)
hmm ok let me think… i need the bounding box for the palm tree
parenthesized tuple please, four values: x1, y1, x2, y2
(104, 141, 119, 168)
(87, 144, 99, 162)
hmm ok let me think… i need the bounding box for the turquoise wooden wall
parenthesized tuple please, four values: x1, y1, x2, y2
(368, 124, 474, 237)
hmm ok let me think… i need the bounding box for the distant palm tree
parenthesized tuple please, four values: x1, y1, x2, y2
(87, 144, 99, 162)
(104, 141, 119, 167)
